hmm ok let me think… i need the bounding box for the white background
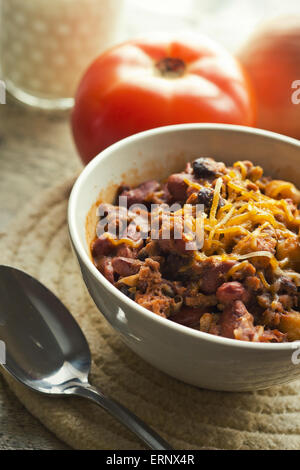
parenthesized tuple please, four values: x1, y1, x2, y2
(122, 0, 300, 52)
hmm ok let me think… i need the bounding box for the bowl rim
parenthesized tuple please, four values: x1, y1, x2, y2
(68, 123, 300, 352)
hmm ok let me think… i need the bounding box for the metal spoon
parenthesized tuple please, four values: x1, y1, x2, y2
(0, 265, 172, 450)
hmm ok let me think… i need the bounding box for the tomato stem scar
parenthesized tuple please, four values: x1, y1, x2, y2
(155, 57, 186, 78)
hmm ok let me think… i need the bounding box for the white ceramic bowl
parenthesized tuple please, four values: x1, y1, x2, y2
(68, 124, 300, 392)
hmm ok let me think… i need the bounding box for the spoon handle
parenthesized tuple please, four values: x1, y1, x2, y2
(68, 383, 173, 450)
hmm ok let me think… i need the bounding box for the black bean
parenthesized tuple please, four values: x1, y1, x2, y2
(197, 188, 214, 207)
(192, 157, 226, 178)
(137, 248, 148, 261)
(197, 188, 225, 212)
(192, 157, 221, 178)
(118, 284, 135, 300)
(279, 277, 297, 294)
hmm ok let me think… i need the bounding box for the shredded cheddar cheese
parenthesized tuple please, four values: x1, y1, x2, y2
(233, 161, 247, 179)
(209, 177, 223, 222)
(226, 260, 250, 278)
(183, 178, 202, 191)
(236, 251, 274, 260)
(187, 166, 300, 276)
(258, 271, 271, 289)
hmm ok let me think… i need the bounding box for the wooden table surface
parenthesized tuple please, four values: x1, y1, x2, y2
(0, 97, 82, 449)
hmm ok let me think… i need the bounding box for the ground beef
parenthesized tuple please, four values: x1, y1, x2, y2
(94, 256, 114, 284)
(233, 227, 277, 268)
(118, 180, 160, 207)
(111, 257, 142, 277)
(216, 282, 250, 305)
(92, 235, 140, 260)
(197, 258, 236, 295)
(92, 235, 116, 257)
(244, 275, 262, 291)
(170, 306, 204, 328)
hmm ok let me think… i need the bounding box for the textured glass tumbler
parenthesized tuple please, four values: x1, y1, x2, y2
(0, 0, 123, 109)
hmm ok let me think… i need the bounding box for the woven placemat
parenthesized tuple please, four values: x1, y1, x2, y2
(1, 178, 300, 450)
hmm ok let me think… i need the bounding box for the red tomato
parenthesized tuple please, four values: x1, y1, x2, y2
(72, 33, 256, 164)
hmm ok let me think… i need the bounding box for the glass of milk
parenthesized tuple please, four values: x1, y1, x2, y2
(0, 0, 124, 109)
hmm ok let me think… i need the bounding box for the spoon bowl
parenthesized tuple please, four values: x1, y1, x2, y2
(0, 265, 171, 449)
(0, 265, 90, 394)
